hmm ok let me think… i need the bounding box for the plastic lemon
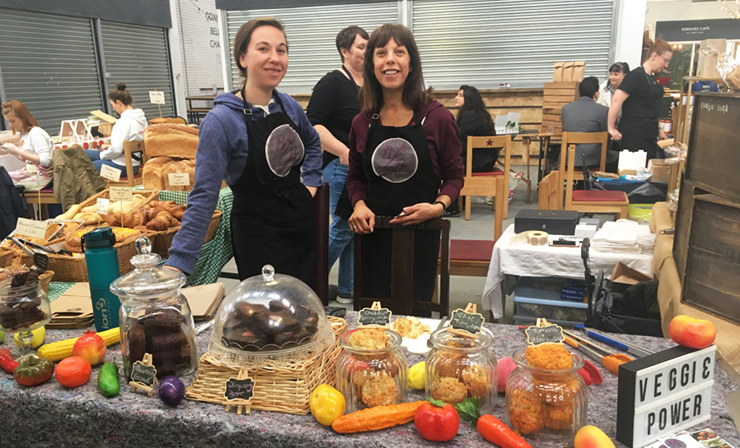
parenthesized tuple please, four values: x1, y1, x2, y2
(14, 326, 46, 349)
(408, 361, 426, 390)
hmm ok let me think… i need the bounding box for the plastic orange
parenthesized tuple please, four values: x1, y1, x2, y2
(55, 356, 92, 388)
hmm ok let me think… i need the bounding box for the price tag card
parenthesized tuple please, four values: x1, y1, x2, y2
(110, 186, 132, 201)
(96, 198, 110, 215)
(130, 360, 158, 388)
(16, 217, 48, 239)
(449, 308, 485, 337)
(224, 376, 255, 402)
(168, 172, 190, 186)
(358, 302, 392, 327)
(525, 325, 565, 345)
(149, 90, 165, 105)
(100, 164, 122, 182)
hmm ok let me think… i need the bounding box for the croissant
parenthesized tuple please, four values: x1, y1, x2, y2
(145, 211, 175, 231)
(101, 213, 120, 227)
(121, 211, 145, 228)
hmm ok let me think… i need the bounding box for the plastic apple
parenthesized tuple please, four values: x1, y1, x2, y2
(72, 331, 107, 366)
(669, 315, 716, 349)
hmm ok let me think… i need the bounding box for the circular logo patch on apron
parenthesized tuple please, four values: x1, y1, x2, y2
(265, 124, 305, 177)
(371, 137, 418, 183)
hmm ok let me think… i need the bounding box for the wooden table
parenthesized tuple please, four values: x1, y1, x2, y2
(522, 132, 562, 190)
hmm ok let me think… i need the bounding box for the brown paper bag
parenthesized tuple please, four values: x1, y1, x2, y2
(553, 62, 564, 82)
(572, 61, 586, 81)
(562, 61, 575, 82)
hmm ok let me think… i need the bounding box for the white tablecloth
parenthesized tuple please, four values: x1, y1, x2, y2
(482, 224, 654, 318)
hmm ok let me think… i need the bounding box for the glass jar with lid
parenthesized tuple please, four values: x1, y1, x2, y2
(336, 327, 408, 413)
(425, 328, 497, 413)
(0, 274, 51, 363)
(110, 238, 197, 380)
(506, 346, 587, 441)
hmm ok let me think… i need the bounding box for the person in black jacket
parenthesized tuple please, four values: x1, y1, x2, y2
(444, 85, 496, 217)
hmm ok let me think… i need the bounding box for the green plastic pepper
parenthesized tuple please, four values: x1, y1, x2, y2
(14, 356, 54, 387)
(97, 361, 120, 397)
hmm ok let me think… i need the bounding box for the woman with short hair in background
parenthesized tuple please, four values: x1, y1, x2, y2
(1, 100, 53, 192)
(597, 62, 630, 107)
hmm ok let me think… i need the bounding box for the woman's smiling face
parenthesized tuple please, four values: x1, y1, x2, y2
(239, 25, 288, 90)
(373, 37, 410, 93)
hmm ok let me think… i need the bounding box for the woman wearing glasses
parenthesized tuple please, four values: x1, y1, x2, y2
(608, 39, 672, 161)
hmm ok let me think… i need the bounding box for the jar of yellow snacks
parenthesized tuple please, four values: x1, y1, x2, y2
(506, 345, 587, 441)
(336, 327, 408, 412)
(425, 328, 497, 413)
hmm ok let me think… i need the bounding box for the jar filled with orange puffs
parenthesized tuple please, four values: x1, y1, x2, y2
(506, 343, 587, 441)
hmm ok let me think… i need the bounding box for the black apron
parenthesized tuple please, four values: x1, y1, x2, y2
(231, 88, 317, 284)
(360, 110, 441, 313)
(618, 71, 666, 161)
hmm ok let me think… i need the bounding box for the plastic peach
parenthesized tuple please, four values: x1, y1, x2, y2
(495, 356, 517, 393)
(72, 331, 107, 366)
(669, 315, 716, 349)
(574, 425, 615, 448)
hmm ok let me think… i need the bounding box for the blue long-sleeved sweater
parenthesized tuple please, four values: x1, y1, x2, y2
(166, 90, 322, 274)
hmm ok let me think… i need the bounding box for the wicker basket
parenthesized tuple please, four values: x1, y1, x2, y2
(0, 248, 12, 268)
(150, 210, 222, 258)
(185, 316, 348, 415)
(38, 270, 54, 293)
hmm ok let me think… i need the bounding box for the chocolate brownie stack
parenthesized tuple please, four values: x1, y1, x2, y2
(221, 297, 320, 351)
(127, 306, 191, 378)
(0, 270, 47, 331)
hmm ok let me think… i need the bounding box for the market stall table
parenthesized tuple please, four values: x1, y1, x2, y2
(1, 312, 738, 447)
(482, 224, 654, 319)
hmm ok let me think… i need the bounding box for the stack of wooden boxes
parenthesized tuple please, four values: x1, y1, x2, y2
(541, 62, 585, 134)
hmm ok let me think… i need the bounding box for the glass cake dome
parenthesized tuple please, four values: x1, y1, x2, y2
(208, 265, 333, 365)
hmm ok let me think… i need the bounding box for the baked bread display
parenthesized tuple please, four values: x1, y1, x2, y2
(64, 227, 141, 253)
(143, 157, 196, 192)
(142, 157, 173, 190)
(162, 159, 196, 192)
(144, 123, 199, 159)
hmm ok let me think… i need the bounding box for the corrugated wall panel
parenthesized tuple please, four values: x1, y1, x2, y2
(0, 8, 103, 133)
(226, 2, 400, 93)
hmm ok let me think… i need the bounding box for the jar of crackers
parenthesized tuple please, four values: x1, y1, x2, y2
(425, 328, 497, 413)
(336, 327, 408, 412)
(506, 345, 587, 441)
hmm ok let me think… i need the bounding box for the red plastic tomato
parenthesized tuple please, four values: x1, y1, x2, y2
(414, 399, 459, 442)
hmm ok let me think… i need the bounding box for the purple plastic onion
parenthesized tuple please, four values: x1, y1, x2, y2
(159, 376, 185, 407)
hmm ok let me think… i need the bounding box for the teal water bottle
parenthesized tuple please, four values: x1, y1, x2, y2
(82, 227, 121, 331)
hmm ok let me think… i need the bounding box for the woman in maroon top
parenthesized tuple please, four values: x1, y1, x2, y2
(345, 24, 464, 311)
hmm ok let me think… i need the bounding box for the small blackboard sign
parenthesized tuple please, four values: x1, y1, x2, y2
(130, 360, 158, 387)
(224, 377, 255, 402)
(526, 325, 565, 345)
(358, 305, 392, 327)
(449, 308, 485, 336)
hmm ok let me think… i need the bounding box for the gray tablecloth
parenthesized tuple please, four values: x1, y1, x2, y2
(1, 312, 738, 447)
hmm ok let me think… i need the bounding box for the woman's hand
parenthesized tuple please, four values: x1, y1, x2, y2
(658, 129, 668, 140)
(608, 127, 622, 141)
(306, 185, 317, 197)
(0, 143, 22, 157)
(389, 202, 445, 226)
(349, 200, 375, 234)
(163, 265, 183, 274)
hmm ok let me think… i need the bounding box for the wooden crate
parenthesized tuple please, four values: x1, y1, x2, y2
(673, 178, 707, 282)
(682, 194, 740, 324)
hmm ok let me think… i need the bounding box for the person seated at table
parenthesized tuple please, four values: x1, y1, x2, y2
(444, 85, 497, 217)
(561, 76, 618, 173)
(346, 24, 464, 315)
(0, 100, 53, 192)
(165, 18, 322, 284)
(85, 83, 147, 175)
(596, 62, 630, 108)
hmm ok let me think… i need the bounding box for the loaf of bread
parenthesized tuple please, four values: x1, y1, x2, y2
(142, 156, 173, 190)
(162, 159, 196, 192)
(144, 124, 199, 159)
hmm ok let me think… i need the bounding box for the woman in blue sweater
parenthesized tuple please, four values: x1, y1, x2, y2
(165, 18, 322, 283)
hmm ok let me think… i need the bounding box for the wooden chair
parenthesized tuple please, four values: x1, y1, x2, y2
(559, 131, 608, 189)
(538, 171, 561, 210)
(565, 145, 629, 218)
(108, 141, 144, 188)
(353, 217, 450, 316)
(459, 135, 511, 221)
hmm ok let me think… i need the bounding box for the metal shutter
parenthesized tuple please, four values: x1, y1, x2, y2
(412, 0, 615, 89)
(0, 8, 103, 132)
(225, 2, 400, 94)
(100, 20, 176, 119)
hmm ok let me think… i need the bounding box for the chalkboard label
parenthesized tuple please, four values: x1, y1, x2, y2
(358, 307, 392, 327)
(224, 377, 255, 402)
(449, 309, 485, 336)
(526, 325, 565, 346)
(130, 360, 158, 387)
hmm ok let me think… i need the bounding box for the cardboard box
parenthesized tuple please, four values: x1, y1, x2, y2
(611, 262, 652, 286)
(572, 61, 586, 82)
(562, 61, 575, 82)
(647, 159, 672, 183)
(553, 62, 564, 82)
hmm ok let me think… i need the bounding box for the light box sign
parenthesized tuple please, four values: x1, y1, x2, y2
(617, 345, 716, 448)
(655, 19, 740, 41)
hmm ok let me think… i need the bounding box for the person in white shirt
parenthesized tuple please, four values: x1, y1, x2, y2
(86, 82, 147, 174)
(596, 62, 630, 107)
(1, 100, 54, 192)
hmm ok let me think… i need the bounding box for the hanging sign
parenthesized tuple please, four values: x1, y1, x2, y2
(617, 345, 716, 448)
